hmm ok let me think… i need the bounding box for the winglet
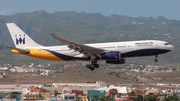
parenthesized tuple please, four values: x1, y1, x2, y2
(50, 33, 60, 40)
(6, 46, 30, 54)
(50, 33, 71, 44)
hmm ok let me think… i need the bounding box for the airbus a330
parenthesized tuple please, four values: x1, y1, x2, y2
(6, 23, 174, 71)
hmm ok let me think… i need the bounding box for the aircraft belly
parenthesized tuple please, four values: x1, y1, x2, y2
(121, 49, 170, 58)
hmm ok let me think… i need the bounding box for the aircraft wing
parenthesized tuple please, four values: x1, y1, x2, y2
(50, 33, 105, 58)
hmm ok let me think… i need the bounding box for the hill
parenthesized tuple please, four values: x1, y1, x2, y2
(0, 67, 132, 84)
(0, 11, 180, 66)
(1, 67, 180, 86)
(152, 71, 180, 83)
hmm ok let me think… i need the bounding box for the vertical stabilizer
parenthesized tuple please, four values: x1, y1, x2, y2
(6, 23, 43, 48)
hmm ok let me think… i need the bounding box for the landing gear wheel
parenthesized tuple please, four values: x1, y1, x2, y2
(94, 64, 99, 68)
(90, 67, 94, 71)
(86, 64, 90, 69)
(89, 58, 99, 71)
(154, 55, 158, 63)
(154, 59, 158, 63)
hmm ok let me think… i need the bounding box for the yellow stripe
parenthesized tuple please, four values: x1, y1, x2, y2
(12, 48, 65, 61)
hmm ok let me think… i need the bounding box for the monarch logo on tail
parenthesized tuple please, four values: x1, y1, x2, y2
(15, 34, 25, 45)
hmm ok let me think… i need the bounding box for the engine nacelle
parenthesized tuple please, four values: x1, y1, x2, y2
(101, 51, 121, 60)
(106, 58, 126, 64)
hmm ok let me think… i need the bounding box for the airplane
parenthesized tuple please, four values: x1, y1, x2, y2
(6, 23, 175, 71)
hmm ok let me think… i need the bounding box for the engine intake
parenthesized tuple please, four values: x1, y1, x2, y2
(106, 58, 126, 64)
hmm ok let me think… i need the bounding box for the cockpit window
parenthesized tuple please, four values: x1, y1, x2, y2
(165, 43, 169, 45)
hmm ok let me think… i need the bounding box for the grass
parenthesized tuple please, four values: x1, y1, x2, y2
(152, 71, 180, 83)
(165, 63, 180, 68)
(53, 67, 133, 84)
(153, 71, 180, 79)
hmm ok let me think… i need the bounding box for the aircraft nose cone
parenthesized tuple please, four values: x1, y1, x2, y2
(170, 45, 175, 50)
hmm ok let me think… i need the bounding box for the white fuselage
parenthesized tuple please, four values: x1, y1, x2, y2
(25, 40, 174, 61)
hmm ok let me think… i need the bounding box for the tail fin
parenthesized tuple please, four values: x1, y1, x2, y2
(6, 23, 43, 48)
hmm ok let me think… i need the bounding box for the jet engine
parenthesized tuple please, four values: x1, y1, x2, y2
(100, 51, 121, 60)
(106, 58, 126, 64)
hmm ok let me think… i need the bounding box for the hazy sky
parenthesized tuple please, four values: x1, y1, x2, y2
(0, 0, 180, 20)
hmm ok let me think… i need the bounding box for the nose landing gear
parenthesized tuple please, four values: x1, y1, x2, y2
(154, 55, 158, 63)
(154, 59, 158, 62)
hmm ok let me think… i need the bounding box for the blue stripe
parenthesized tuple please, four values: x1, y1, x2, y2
(43, 49, 89, 61)
(121, 49, 170, 58)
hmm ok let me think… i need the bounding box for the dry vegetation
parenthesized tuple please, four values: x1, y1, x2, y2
(152, 71, 180, 83)
(0, 67, 131, 84)
(1, 67, 180, 85)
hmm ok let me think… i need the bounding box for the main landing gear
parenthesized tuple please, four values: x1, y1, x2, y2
(86, 60, 99, 71)
(154, 55, 158, 63)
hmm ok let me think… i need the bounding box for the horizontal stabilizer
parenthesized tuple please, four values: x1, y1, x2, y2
(6, 46, 30, 54)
